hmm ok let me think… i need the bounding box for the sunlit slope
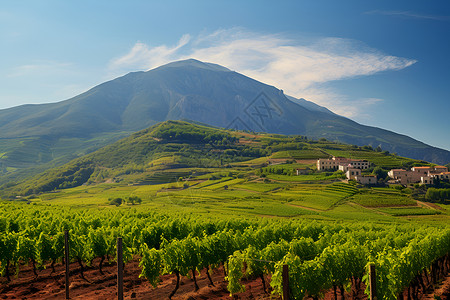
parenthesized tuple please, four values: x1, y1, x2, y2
(2, 120, 428, 198)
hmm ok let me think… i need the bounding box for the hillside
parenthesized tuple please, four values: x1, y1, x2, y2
(2, 120, 432, 199)
(2, 121, 449, 300)
(1, 59, 449, 188)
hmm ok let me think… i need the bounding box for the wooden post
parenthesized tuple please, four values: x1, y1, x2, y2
(64, 230, 70, 299)
(282, 264, 289, 300)
(117, 237, 123, 300)
(369, 263, 377, 300)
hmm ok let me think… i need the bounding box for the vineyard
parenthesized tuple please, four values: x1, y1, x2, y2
(1, 202, 449, 299)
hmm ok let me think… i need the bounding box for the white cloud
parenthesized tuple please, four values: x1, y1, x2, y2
(109, 34, 191, 72)
(108, 28, 416, 117)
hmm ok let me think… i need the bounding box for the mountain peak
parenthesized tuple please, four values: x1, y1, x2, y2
(154, 58, 231, 72)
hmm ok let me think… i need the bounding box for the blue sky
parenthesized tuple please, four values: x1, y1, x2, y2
(1, 0, 449, 150)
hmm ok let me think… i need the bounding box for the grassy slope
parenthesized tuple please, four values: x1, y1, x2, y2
(3, 120, 449, 223)
(1, 120, 425, 197)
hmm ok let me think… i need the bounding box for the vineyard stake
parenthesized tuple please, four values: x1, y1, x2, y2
(64, 230, 70, 299)
(282, 264, 289, 300)
(369, 263, 377, 300)
(117, 237, 124, 300)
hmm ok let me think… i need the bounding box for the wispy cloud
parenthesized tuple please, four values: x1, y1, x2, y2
(365, 10, 450, 21)
(8, 61, 73, 78)
(109, 28, 416, 117)
(109, 34, 191, 72)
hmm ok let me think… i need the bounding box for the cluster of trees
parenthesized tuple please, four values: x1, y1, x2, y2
(19, 161, 94, 196)
(108, 196, 142, 206)
(426, 188, 450, 203)
(153, 122, 238, 145)
(257, 166, 295, 176)
(372, 166, 389, 181)
(268, 142, 306, 152)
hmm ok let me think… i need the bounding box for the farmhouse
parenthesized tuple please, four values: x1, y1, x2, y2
(296, 168, 310, 175)
(355, 175, 378, 185)
(434, 171, 450, 181)
(346, 168, 361, 180)
(434, 166, 448, 173)
(317, 157, 370, 171)
(411, 166, 433, 176)
(387, 169, 422, 184)
(389, 166, 449, 185)
(421, 176, 434, 185)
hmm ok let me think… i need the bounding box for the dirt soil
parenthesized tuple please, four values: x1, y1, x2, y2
(0, 258, 448, 300)
(0, 258, 271, 300)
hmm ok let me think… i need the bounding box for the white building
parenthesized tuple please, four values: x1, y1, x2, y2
(346, 168, 361, 180)
(317, 157, 370, 171)
(317, 158, 339, 171)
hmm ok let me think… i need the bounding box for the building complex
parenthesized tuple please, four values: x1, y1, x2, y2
(388, 166, 449, 185)
(316, 156, 448, 186)
(317, 157, 376, 185)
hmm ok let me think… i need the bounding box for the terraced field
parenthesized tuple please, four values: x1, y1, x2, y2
(322, 149, 416, 168)
(31, 171, 449, 222)
(350, 191, 417, 207)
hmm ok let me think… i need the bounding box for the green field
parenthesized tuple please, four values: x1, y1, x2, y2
(350, 191, 417, 207)
(377, 206, 441, 216)
(24, 174, 449, 223)
(271, 149, 329, 159)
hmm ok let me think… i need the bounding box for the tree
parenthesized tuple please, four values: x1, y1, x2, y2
(126, 195, 142, 205)
(372, 167, 388, 180)
(109, 197, 123, 206)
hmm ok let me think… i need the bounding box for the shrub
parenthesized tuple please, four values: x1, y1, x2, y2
(109, 197, 123, 206)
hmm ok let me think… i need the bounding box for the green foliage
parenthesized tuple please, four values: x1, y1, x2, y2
(351, 191, 416, 207)
(139, 246, 162, 287)
(372, 166, 389, 180)
(125, 196, 142, 205)
(226, 251, 246, 295)
(152, 121, 238, 145)
(426, 188, 450, 202)
(109, 197, 123, 206)
(0, 200, 448, 299)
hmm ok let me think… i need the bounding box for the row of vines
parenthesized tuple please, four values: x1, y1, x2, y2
(1, 202, 449, 299)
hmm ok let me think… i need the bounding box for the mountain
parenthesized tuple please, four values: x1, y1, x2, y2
(1, 59, 449, 185)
